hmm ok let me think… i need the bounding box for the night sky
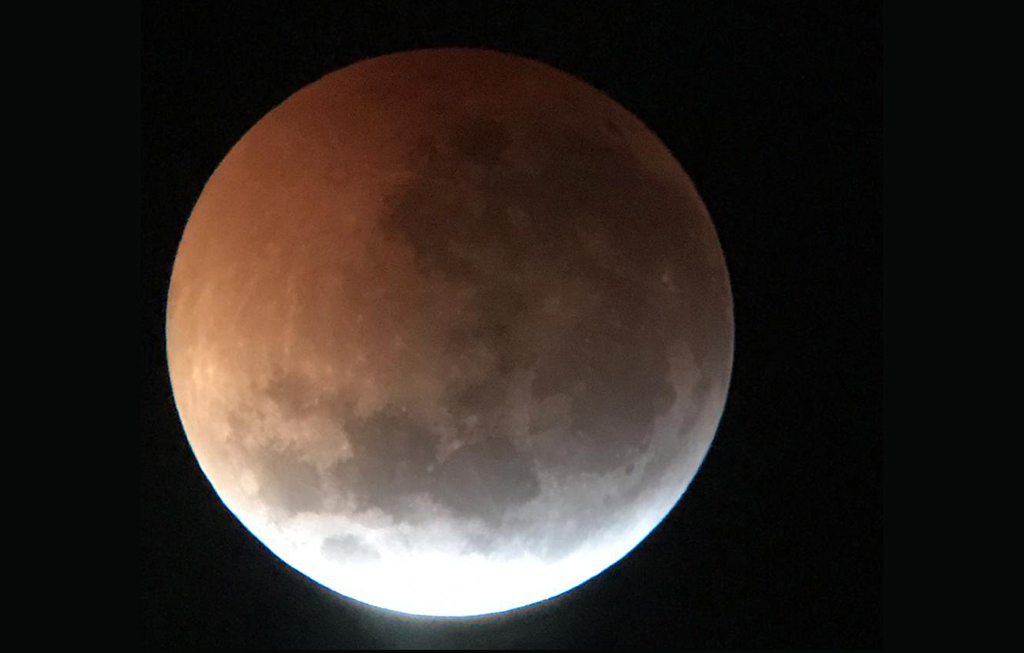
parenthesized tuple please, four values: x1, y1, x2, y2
(141, 2, 882, 648)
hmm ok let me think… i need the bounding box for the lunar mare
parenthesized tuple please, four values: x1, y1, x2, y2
(167, 49, 733, 617)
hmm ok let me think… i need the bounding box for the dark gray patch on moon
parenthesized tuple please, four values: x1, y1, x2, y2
(434, 436, 540, 524)
(327, 407, 442, 517)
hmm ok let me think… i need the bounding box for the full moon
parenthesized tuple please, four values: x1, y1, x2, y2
(167, 49, 734, 617)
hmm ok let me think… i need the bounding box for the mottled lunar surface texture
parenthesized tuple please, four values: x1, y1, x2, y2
(167, 49, 734, 617)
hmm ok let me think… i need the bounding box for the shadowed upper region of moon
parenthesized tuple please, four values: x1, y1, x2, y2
(166, 48, 733, 616)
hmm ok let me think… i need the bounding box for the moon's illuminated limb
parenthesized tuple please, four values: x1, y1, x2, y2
(167, 48, 733, 617)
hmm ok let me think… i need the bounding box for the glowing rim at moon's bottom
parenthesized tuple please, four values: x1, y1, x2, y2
(207, 475, 701, 617)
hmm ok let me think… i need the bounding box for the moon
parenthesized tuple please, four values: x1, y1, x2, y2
(166, 48, 734, 617)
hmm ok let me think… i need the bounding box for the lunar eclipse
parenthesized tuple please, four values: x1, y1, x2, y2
(166, 48, 734, 617)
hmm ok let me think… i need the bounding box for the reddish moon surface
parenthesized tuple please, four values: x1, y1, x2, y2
(166, 48, 733, 616)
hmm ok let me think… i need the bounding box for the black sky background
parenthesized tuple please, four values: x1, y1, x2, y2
(141, 2, 881, 648)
